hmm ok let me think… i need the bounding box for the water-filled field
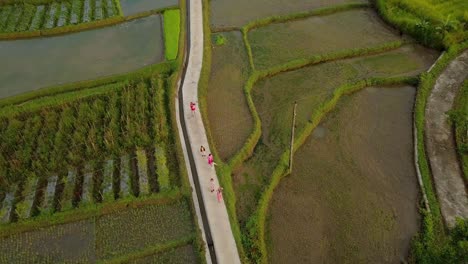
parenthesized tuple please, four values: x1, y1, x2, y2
(120, 0, 178, 16)
(249, 8, 401, 69)
(0, 15, 163, 99)
(233, 45, 437, 223)
(210, 0, 367, 28)
(268, 86, 419, 263)
(207, 31, 252, 161)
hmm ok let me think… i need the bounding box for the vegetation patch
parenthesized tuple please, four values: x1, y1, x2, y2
(163, 9, 180, 60)
(375, 0, 468, 48)
(449, 80, 468, 181)
(0, 0, 121, 33)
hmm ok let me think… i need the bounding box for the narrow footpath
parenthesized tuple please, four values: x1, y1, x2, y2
(175, 0, 241, 262)
(425, 50, 468, 227)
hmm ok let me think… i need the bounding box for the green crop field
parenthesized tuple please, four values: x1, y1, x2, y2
(0, 0, 121, 33)
(0, 1, 205, 262)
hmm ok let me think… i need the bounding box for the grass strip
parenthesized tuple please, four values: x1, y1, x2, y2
(163, 9, 180, 60)
(451, 80, 468, 181)
(99, 234, 195, 264)
(0, 189, 183, 238)
(244, 76, 418, 263)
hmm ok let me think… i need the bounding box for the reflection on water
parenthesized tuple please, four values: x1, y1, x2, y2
(120, 0, 178, 16)
(0, 15, 163, 99)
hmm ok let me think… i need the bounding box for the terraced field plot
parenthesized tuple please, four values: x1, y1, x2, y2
(248, 8, 401, 69)
(120, 0, 178, 16)
(231, 45, 437, 223)
(0, 14, 164, 98)
(210, 0, 367, 28)
(0, 201, 196, 263)
(268, 86, 419, 263)
(0, 0, 120, 33)
(130, 244, 197, 264)
(207, 31, 252, 161)
(0, 74, 176, 224)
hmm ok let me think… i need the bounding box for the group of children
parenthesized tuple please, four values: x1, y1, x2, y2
(191, 102, 223, 203)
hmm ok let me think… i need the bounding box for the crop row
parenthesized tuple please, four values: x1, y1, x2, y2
(0, 74, 174, 224)
(0, 0, 119, 33)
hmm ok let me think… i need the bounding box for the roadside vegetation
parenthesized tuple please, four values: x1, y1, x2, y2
(375, 0, 467, 48)
(450, 80, 468, 181)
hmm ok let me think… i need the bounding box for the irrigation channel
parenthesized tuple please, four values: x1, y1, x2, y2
(0, 14, 164, 98)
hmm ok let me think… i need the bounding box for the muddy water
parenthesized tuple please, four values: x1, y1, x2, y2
(211, 0, 367, 28)
(233, 45, 437, 223)
(268, 86, 419, 263)
(0, 15, 163, 99)
(249, 8, 401, 69)
(207, 31, 252, 161)
(120, 0, 178, 16)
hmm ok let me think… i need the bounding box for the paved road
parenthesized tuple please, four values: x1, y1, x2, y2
(175, 0, 242, 262)
(425, 50, 468, 227)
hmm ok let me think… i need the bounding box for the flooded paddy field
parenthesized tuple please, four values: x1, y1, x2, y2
(267, 86, 419, 263)
(249, 8, 401, 69)
(0, 15, 163, 99)
(207, 31, 252, 161)
(120, 0, 178, 16)
(233, 45, 437, 224)
(0, 201, 195, 263)
(210, 0, 367, 29)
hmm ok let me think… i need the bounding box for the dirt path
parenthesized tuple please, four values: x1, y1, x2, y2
(425, 50, 468, 227)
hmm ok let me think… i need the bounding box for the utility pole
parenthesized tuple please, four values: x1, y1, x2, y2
(289, 102, 297, 173)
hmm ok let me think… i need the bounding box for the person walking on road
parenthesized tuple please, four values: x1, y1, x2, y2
(208, 153, 214, 167)
(190, 102, 196, 116)
(217, 187, 223, 203)
(210, 178, 215, 193)
(200, 145, 206, 157)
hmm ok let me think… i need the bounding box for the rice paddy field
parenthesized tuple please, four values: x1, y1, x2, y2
(0, 200, 196, 263)
(267, 86, 419, 263)
(201, 0, 460, 262)
(0, 1, 203, 262)
(0, 0, 121, 33)
(0, 14, 164, 98)
(210, 0, 367, 29)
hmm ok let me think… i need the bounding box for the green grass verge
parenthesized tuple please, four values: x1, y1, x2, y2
(163, 9, 181, 61)
(450, 80, 468, 181)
